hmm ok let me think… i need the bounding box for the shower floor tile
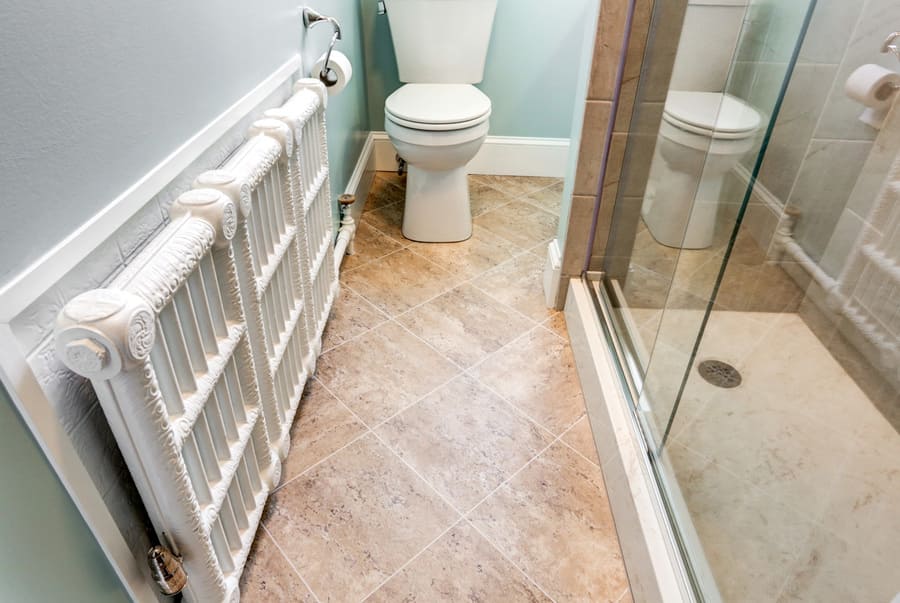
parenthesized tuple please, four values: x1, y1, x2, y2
(631, 309, 900, 602)
(247, 173, 632, 602)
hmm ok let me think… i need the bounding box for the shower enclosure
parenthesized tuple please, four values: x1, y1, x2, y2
(583, 0, 900, 600)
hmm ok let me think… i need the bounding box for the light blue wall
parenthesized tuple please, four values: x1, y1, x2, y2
(558, 1, 601, 243)
(362, 0, 593, 138)
(0, 385, 130, 602)
(300, 1, 371, 229)
(0, 0, 369, 285)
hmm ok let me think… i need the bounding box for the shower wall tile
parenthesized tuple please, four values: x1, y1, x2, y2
(562, 195, 598, 276)
(589, 0, 654, 102)
(797, 0, 860, 64)
(817, 210, 864, 277)
(757, 62, 839, 202)
(640, 0, 689, 103)
(574, 101, 613, 196)
(589, 0, 628, 100)
(790, 138, 872, 262)
(560, 0, 695, 287)
(812, 0, 900, 141)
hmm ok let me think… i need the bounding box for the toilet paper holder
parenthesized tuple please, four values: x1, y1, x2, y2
(302, 7, 343, 88)
(882, 31, 900, 61)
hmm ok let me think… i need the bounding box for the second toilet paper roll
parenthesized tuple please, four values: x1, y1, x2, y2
(312, 50, 353, 96)
(845, 63, 900, 109)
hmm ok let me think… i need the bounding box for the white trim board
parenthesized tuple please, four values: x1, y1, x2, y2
(371, 132, 570, 177)
(344, 132, 377, 223)
(0, 55, 302, 602)
(0, 55, 302, 323)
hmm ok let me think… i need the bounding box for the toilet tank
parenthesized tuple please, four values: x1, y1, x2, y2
(384, 0, 498, 84)
(669, 0, 750, 91)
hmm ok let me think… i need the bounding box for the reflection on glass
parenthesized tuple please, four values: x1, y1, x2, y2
(592, 0, 900, 600)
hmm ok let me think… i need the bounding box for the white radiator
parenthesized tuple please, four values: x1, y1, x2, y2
(831, 172, 900, 381)
(54, 79, 338, 602)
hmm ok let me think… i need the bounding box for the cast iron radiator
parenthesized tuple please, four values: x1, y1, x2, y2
(54, 79, 338, 602)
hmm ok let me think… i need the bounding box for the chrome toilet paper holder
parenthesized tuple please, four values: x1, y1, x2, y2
(882, 31, 900, 61)
(302, 7, 343, 87)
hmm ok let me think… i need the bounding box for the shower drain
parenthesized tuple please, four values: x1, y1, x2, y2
(697, 360, 742, 388)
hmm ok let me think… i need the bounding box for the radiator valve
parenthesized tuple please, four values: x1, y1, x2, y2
(148, 545, 187, 596)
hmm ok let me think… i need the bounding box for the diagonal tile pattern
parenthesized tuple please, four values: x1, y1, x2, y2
(252, 173, 632, 602)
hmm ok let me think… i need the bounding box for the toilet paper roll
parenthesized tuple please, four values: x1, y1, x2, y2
(845, 63, 900, 110)
(312, 50, 353, 96)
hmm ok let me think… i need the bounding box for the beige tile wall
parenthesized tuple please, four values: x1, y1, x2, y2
(559, 0, 688, 280)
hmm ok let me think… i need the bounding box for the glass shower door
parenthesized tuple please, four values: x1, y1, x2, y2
(593, 0, 900, 600)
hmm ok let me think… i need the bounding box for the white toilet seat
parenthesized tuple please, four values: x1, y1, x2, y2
(386, 84, 492, 131)
(662, 91, 761, 140)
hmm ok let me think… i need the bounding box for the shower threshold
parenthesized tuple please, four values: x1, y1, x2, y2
(564, 275, 696, 603)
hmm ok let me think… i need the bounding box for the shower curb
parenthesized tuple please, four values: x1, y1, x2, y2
(565, 278, 694, 603)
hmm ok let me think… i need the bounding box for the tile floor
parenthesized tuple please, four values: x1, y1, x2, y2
(629, 309, 900, 602)
(620, 214, 805, 314)
(240, 173, 632, 602)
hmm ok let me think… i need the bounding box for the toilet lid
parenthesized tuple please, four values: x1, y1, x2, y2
(386, 84, 492, 126)
(663, 92, 761, 137)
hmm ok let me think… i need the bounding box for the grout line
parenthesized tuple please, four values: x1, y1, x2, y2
(271, 410, 372, 493)
(555, 419, 603, 469)
(614, 586, 631, 602)
(462, 517, 560, 603)
(357, 517, 467, 602)
(314, 365, 461, 437)
(260, 524, 324, 603)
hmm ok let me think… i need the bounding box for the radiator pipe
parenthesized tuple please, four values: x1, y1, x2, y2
(334, 193, 357, 272)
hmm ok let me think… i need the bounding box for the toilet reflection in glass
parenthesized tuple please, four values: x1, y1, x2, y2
(640, 0, 762, 249)
(383, 0, 498, 243)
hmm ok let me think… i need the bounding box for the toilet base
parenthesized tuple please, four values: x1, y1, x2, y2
(402, 165, 472, 242)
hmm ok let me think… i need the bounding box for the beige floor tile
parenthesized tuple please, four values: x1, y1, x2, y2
(472, 326, 585, 434)
(377, 375, 553, 511)
(321, 286, 388, 352)
(777, 529, 900, 603)
(280, 379, 367, 483)
(264, 434, 458, 602)
(397, 284, 535, 368)
(469, 442, 629, 602)
(472, 252, 555, 322)
(469, 178, 514, 217)
(406, 224, 518, 279)
(340, 221, 406, 272)
(562, 416, 601, 466)
(365, 201, 406, 242)
(239, 528, 316, 602)
(372, 170, 406, 190)
(472, 175, 561, 199)
(367, 522, 551, 602)
(475, 202, 558, 250)
(315, 321, 460, 425)
(543, 311, 569, 339)
(663, 444, 818, 602)
(343, 249, 457, 316)
(364, 174, 406, 213)
(522, 180, 565, 213)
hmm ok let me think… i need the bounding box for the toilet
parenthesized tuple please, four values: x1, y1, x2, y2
(641, 91, 762, 249)
(383, 0, 498, 243)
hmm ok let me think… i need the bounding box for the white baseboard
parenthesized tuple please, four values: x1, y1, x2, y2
(343, 132, 377, 223)
(371, 132, 570, 178)
(543, 239, 565, 309)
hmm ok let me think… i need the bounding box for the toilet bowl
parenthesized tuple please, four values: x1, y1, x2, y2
(642, 91, 762, 249)
(385, 83, 491, 242)
(382, 0, 498, 243)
